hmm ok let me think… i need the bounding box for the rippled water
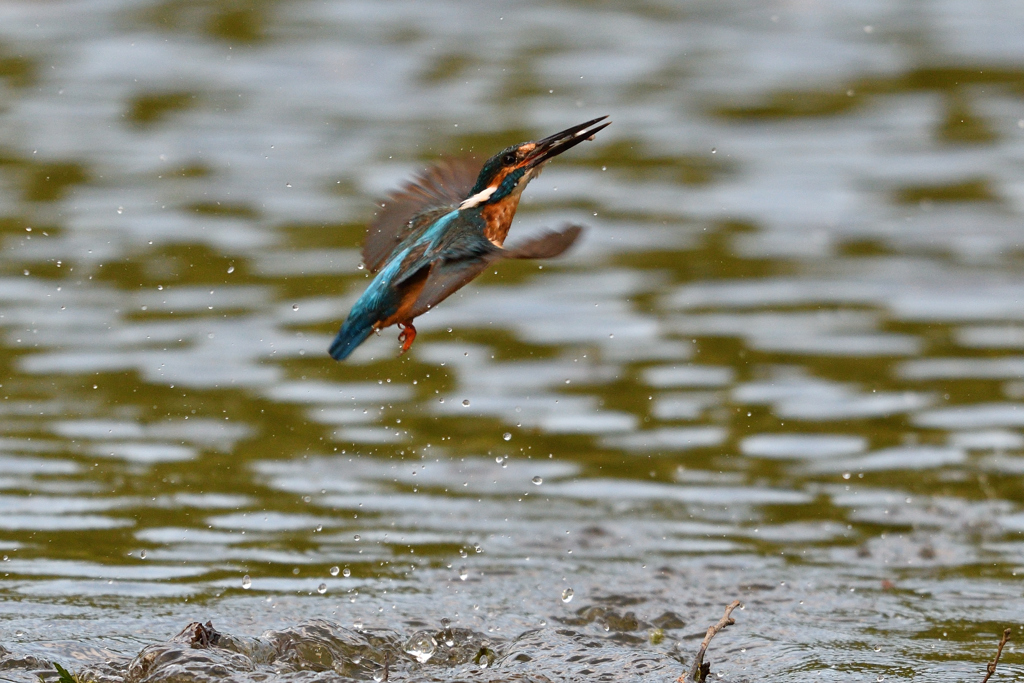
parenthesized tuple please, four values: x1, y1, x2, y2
(1, 0, 1024, 681)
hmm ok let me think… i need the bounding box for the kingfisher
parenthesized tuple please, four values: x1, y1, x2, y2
(328, 115, 611, 361)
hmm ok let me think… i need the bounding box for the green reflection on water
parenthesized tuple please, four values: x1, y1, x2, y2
(564, 138, 732, 186)
(712, 63, 1024, 152)
(0, 151, 90, 203)
(139, 0, 276, 43)
(0, 51, 35, 89)
(127, 91, 200, 127)
(893, 178, 999, 205)
(418, 53, 476, 85)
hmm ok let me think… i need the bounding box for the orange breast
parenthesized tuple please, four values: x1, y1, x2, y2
(481, 195, 523, 246)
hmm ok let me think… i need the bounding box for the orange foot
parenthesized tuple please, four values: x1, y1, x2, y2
(397, 323, 417, 355)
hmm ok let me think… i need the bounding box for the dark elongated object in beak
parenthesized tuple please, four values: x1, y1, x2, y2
(525, 115, 611, 168)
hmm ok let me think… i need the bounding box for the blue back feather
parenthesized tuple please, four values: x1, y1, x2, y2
(328, 247, 411, 360)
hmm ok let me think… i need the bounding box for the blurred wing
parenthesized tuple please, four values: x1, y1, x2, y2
(363, 157, 481, 272)
(407, 258, 492, 320)
(407, 235, 499, 319)
(406, 226, 584, 320)
(502, 225, 584, 259)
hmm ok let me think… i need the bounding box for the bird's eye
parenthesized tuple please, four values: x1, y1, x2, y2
(502, 152, 516, 165)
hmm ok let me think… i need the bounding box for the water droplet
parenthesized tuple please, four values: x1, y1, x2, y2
(139, 550, 147, 559)
(458, 566, 468, 580)
(285, 182, 292, 187)
(343, 568, 351, 577)
(532, 476, 543, 485)
(357, 263, 365, 270)
(475, 647, 496, 668)
(503, 432, 512, 441)
(227, 265, 235, 274)
(711, 147, 717, 154)
(330, 566, 340, 576)
(462, 399, 470, 407)
(874, 645, 881, 652)
(242, 574, 252, 589)
(561, 588, 574, 603)
(439, 618, 454, 646)
(459, 548, 468, 558)
(317, 583, 328, 594)
(473, 543, 482, 553)
(292, 304, 299, 311)
(354, 534, 361, 541)
(404, 632, 437, 663)
(117, 206, 123, 214)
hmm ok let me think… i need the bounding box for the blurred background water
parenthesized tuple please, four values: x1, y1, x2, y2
(0, 0, 1023, 680)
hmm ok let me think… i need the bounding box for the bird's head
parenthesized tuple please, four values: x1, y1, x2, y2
(460, 115, 610, 209)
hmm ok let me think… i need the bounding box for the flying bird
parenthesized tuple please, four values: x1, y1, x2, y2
(329, 115, 611, 361)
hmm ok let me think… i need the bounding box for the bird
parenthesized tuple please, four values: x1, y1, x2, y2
(328, 115, 611, 361)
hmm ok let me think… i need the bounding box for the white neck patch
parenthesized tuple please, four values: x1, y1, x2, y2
(459, 186, 496, 209)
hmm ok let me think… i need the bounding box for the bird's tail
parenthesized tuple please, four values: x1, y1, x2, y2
(329, 316, 375, 361)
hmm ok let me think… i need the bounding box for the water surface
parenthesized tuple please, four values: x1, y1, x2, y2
(1, 1, 1024, 681)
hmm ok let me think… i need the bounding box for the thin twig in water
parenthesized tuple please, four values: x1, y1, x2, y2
(677, 600, 742, 683)
(980, 628, 1012, 683)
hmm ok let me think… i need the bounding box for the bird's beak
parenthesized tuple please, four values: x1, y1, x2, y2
(524, 115, 611, 168)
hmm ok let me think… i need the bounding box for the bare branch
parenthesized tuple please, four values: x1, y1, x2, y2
(677, 600, 742, 683)
(980, 628, 1012, 683)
